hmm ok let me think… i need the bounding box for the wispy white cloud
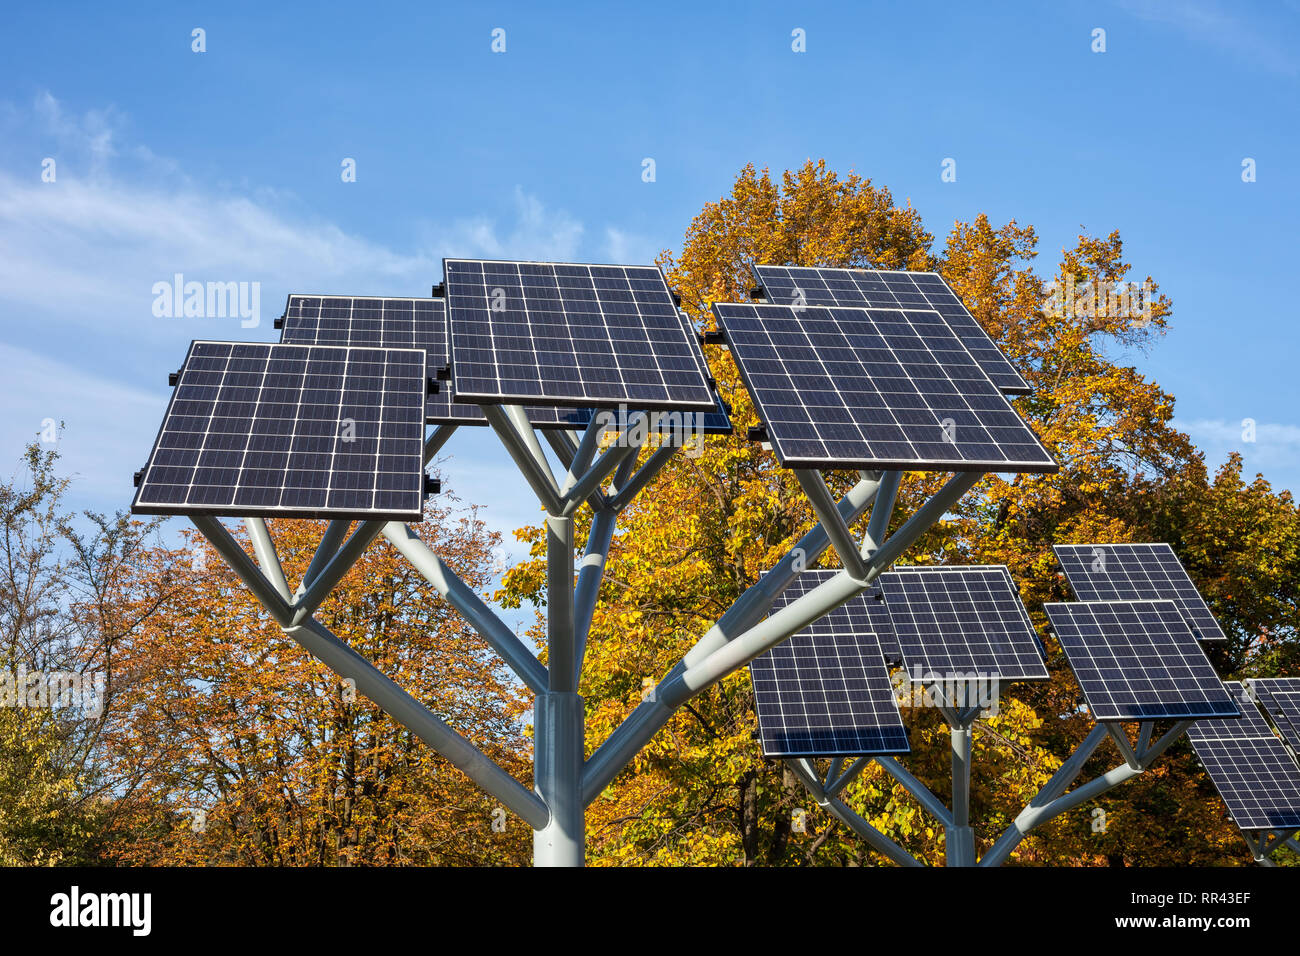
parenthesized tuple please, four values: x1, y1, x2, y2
(0, 94, 593, 333)
(0, 170, 441, 322)
(604, 226, 662, 266)
(1118, 0, 1299, 77)
(0, 91, 655, 546)
(434, 186, 585, 262)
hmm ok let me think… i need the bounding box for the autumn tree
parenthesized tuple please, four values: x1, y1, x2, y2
(97, 488, 535, 866)
(500, 160, 1298, 866)
(0, 442, 157, 864)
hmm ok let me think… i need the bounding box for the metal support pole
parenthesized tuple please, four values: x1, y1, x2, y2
(192, 517, 548, 828)
(825, 756, 868, 798)
(506, 404, 559, 488)
(544, 429, 577, 470)
(1140, 720, 1193, 765)
(1105, 722, 1144, 772)
(244, 518, 291, 601)
(608, 444, 679, 512)
(563, 443, 638, 514)
(573, 509, 617, 685)
(610, 441, 641, 491)
(670, 472, 984, 702)
(381, 523, 549, 695)
(875, 757, 956, 828)
(192, 516, 293, 626)
(482, 405, 564, 514)
(1262, 829, 1294, 856)
(423, 423, 458, 466)
(979, 724, 1108, 867)
(585, 473, 981, 804)
(531, 504, 585, 865)
(547, 515, 577, 692)
(825, 757, 845, 789)
(863, 470, 901, 553)
(544, 431, 610, 512)
(949, 718, 976, 867)
(282, 617, 549, 829)
(787, 759, 921, 867)
(291, 520, 385, 625)
(561, 414, 611, 494)
(794, 470, 868, 579)
(1136, 721, 1154, 758)
(681, 475, 882, 670)
(980, 718, 1198, 867)
(533, 691, 585, 866)
(302, 521, 350, 591)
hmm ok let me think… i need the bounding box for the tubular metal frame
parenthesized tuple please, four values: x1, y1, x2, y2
(781, 669, 1203, 866)
(192, 408, 991, 866)
(1241, 828, 1300, 866)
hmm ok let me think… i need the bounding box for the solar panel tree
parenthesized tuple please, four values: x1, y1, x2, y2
(1190, 679, 1300, 865)
(763, 542, 1269, 866)
(131, 254, 1065, 865)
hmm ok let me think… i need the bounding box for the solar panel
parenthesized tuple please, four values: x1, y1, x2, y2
(1043, 600, 1239, 721)
(713, 302, 1057, 473)
(1249, 677, 1300, 753)
(751, 265, 1031, 395)
(1054, 543, 1226, 642)
(879, 566, 1049, 683)
(1188, 682, 1300, 831)
(750, 571, 908, 757)
(444, 259, 716, 411)
(775, 570, 901, 664)
(570, 394, 734, 437)
(132, 341, 427, 521)
(280, 295, 584, 430)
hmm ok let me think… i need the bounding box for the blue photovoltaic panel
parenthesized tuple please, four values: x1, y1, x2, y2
(1043, 600, 1239, 722)
(1188, 682, 1300, 831)
(281, 294, 584, 429)
(751, 265, 1031, 395)
(547, 305, 734, 434)
(713, 302, 1057, 473)
(1054, 543, 1226, 642)
(776, 571, 901, 664)
(443, 259, 716, 411)
(131, 341, 427, 521)
(748, 570, 908, 757)
(1250, 677, 1300, 753)
(880, 566, 1049, 682)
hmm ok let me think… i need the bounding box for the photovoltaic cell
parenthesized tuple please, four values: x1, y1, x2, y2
(444, 259, 716, 411)
(1250, 677, 1300, 753)
(131, 341, 427, 521)
(748, 570, 908, 757)
(1043, 600, 1239, 721)
(879, 566, 1049, 682)
(521, 305, 733, 434)
(713, 302, 1057, 473)
(751, 265, 1031, 394)
(1054, 543, 1226, 642)
(563, 391, 734, 436)
(777, 571, 901, 664)
(280, 294, 589, 429)
(1188, 682, 1300, 831)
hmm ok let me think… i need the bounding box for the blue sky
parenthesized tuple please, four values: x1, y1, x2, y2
(1, 0, 1298, 568)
